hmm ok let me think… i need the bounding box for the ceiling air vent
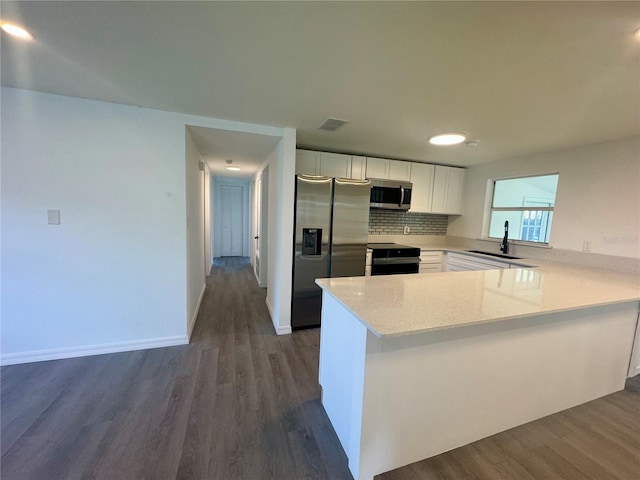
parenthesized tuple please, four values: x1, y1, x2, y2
(318, 117, 349, 132)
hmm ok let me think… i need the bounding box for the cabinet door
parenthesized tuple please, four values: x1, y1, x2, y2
(351, 156, 367, 180)
(319, 152, 352, 178)
(432, 166, 464, 214)
(446, 167, 464, 214)
(388, 160, 412, 181)
(445, 252, 508, 271)
(365, 157, 389, 179)
(419, 251, 443, 273)
(296, 150, 320, 175)
(409, 163, 435, 213)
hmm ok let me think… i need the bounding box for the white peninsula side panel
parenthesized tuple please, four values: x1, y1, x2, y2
(319, 291, 639, 480)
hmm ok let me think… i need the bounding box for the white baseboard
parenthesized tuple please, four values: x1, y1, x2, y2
(1, 335, 189, 366)
(188, 283, 206, 340)
(265, 297, 292, 335)
(277, 325, 293, 335)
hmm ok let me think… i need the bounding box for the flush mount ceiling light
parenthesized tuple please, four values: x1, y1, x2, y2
(225, 159, 241, 171)
(429, 133, 467, 146)
(1, 23, 34, 40)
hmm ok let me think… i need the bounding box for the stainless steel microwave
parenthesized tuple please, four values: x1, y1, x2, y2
(369, 179, 412, 210)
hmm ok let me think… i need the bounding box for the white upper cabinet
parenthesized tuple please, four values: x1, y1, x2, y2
(297, 149, 465, 214)
(319, 152, 352, 178)
(296, 150, 352, 178)
(351, 155, 367, 180)
(365, 158, 411, 181)
(365, 157, 389, 179)
(431, 165, 464, 215)
(388, 160, 411, 182)
(295, 150, 321, 175)
(409, 163, 435, 213)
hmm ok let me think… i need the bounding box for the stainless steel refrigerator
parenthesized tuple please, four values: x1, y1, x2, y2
(291, 175, 371, 328)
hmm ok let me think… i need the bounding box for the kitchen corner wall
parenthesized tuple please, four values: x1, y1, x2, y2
(369, 210, 448, 236)
(448, 136, 640, 259)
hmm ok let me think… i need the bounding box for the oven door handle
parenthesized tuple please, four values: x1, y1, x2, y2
(372, 257, 420, 265)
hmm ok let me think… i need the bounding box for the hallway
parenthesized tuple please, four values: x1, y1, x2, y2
(1, 257, 351, 479)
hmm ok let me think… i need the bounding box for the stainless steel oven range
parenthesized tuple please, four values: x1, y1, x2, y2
(367, 243, 421, 275)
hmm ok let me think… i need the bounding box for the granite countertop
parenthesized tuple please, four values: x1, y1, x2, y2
(315, 260, 640, 338)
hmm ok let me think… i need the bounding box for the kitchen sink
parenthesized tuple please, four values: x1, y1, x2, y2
(466, 250, 522, 260)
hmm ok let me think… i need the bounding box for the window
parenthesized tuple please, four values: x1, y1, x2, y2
(488, 174, 559, 244)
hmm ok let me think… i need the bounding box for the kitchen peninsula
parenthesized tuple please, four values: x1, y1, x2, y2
(316, 263, 640, 480)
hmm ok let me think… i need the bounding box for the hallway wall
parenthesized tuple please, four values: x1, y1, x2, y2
(1, 87, 283, 364)
(185, 129, 207, 338)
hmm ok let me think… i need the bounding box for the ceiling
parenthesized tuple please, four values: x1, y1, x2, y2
(2, 1, 639, 175)
(186, 126, 281, 177)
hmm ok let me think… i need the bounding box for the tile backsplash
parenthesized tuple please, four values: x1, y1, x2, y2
(369, 210, 448, 236)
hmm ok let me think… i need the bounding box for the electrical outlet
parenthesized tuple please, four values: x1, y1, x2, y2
(582, 240, 592, 252)
(403, 226, 410, 234)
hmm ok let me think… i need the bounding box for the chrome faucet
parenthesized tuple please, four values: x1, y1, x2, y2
(500, 221, 509, 254)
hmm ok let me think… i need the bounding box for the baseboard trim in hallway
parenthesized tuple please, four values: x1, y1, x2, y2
(0, 335, 189, 366)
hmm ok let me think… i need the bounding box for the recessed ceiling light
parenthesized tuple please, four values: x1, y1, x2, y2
(1, 23, 34, 40)
(429, 133, 466, 146)
(226, 166, 241, 171)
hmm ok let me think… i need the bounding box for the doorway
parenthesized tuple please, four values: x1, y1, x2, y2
(213, 177, 251, 258)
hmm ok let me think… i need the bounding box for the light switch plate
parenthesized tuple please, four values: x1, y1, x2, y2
(47, 209, 60, 225)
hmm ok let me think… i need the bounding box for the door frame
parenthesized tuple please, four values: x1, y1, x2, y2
(252, 166, 269, 287)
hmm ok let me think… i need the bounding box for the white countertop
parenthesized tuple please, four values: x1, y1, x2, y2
(315, 260, 640, 338)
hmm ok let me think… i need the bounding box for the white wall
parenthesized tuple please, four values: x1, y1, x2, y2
(266, 128, 296, 335)
(185, 129, 206, 338)
(448, 137, 640, 258)
(1, 87, 283, 364)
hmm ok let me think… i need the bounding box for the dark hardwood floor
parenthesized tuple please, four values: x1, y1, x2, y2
(1, 257, 350, 480)
(2, 257, 639, 479)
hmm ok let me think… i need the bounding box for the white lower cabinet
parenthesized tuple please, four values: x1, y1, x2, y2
(419, 250, 443, 273)
(365, 248, 372, 276)
(444, 252, 510, 272)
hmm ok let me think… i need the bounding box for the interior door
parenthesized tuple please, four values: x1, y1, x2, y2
(220, 184, 244, 256)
